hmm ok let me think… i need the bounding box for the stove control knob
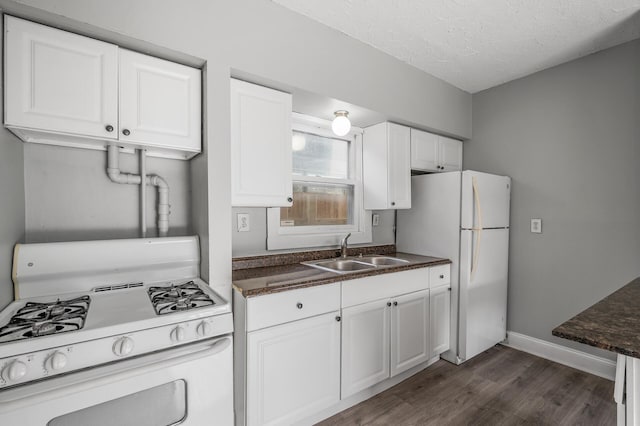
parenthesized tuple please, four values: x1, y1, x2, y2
(45, 352, 67, 371)
(113, 337, 134, 357)
(170, 326, 186, 342)
(197, 321, 212, 337)
(2, 360, 27, 382)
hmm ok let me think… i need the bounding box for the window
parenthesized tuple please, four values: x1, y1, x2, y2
(267, 113, 372, 249)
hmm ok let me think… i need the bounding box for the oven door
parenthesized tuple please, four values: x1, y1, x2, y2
(0, 335, 233, 426)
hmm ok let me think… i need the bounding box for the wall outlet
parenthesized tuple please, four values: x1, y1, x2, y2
(530, 218, 542, 234)
(372, 214, 380, 227)
(237, 213, 250, 232)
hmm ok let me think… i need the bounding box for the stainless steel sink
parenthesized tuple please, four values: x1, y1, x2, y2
(302, 259, 376, 274)
(359, 256, 410, 266)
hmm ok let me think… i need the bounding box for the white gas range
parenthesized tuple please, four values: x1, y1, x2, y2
(0, 236, 233, 425)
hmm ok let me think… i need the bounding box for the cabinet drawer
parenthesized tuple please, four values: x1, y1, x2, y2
(246, 283, 340, 331)
(342, 268, 428, 308)
(429, 264, 451, 288)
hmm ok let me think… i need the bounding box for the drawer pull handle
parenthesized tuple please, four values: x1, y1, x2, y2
(439, 274, 444, 279)
(393, 301, 398, 306)
(296, 302, 303, 309)
(387, 302, 392, 307)
(335, 316, 341, 322)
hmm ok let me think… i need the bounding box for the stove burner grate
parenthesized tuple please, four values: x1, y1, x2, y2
(148, 281, 215, 315)
(0, 295, 91, 343)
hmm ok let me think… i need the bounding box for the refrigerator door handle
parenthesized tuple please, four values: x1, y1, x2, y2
(470, 176, 483, 281)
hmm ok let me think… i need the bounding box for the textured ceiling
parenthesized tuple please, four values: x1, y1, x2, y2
(272, 0, 640, 93)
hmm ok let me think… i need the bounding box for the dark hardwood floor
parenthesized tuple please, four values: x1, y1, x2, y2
(317, 345, 615, 426)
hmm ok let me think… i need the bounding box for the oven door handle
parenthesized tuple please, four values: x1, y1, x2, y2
(0, 336, 231, 408)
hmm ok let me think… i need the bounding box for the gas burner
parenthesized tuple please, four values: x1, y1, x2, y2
(148, 281, 215, 315)
(0, 296, 90, 343)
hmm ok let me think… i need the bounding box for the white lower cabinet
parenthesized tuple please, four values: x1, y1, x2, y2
(391, 289, 430, 377)
(342, 289, 430, 399)
(341, 299, 391, 398)
(246, 312, 341, 426)
(235, 264, 452, 425)
(430, 285, 451, 358)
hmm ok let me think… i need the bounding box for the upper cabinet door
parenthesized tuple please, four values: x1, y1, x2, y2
(387, 123, 411, 209)
(119, 49, 201, 154)
(4, 16, 118, 139)
(439, 136, 463, 172)
(230, 79, 293, 207)
(410, 129, 439, 172)
(363, 122, 411, 210)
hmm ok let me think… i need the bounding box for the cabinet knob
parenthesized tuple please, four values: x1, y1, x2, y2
(439, 274, 444, 279)
(122, 129, 131, 136)
(387, 302, 392, 307)
(296, 302, 303, 309)
(391, 202, 396, 206)
(105, 124, 114, 132)
(335, 316, 341, 322)
(287, 197, 293, 203)
(393, 301, 398, 306)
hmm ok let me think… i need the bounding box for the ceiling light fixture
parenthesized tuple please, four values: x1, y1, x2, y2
(331, 110, 351, 136)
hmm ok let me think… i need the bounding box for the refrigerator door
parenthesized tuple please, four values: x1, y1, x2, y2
(461, 171, 511, 230)
(458, 228, 509, 362)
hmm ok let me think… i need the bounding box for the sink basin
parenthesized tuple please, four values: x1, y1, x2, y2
(303, 259, 376, 274)
(359, 256, 410, 266)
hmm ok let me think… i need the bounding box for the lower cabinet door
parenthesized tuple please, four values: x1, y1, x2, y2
(246, 312, 341, 426)
(390, 289, 430, 377)
(430, 285, 451, 358)
(341, 299, 390, 398)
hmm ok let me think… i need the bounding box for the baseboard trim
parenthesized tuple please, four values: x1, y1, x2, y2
(503, 331, 616, 381)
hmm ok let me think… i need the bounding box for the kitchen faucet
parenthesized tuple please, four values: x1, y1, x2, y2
(340, 233, 352, 259)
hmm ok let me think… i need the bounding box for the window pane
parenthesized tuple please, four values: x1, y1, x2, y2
(280, 182, 353, 227)
(292, 131, 349, 179)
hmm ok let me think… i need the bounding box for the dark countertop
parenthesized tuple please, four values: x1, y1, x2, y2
(552, 277, 640, 358)
(233, 252, 451, 298)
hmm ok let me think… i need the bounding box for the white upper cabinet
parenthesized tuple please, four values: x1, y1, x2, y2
(438, 136, 463, 172)
(410, 128, 462, 172)
(4, 16, 118, 140)
(119, 49, 201, 154)
(363, 122, 411, 210)
(4, 16, 202, 160)
(410, 129, 439, 171)
(230, 79, 293, 207)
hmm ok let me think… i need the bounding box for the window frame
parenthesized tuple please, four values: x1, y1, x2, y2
(267, 113, 372, 250)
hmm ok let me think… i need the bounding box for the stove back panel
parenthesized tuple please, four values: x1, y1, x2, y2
(13, 236, 200, 299)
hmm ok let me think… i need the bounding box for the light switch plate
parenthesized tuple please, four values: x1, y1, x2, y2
(237, 213, 250, 232)
(530, 218, 542, 234)
(372, 214, 380, 227)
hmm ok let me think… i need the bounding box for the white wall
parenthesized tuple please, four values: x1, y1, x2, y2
(23, 144, 192, 242)
(465, 39, 640, 358)
(0, 0, 471, 302)
(0, 14, 25, 309)
(232, 208, 395, 257)
(0, 131, 24, 309)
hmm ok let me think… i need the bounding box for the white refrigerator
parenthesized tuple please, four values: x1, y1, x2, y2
(397, 170, 511, 364)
